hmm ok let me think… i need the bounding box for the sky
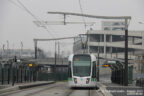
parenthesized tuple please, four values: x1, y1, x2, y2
(0, 0, 144, 54)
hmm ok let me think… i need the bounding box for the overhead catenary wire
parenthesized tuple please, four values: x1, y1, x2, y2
(8, 0, 57, 38)
(17, 0, 39, 21)
(78, 0, 86, 43)
(78, 0, 87, 31)
(8, 0, 24, 10)
(78, 0, 89, 53)
(16, 0, 55, 38)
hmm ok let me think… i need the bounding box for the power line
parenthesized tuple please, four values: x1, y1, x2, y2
(78, 0, 88, 53)
(16, 0, 55, 38)
(42, 26, 55, 38)
(17, 0, 39, 21)
(8, 0, 24, 10)
(78, 0, 87, 31)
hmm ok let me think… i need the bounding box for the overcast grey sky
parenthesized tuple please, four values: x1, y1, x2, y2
(0, 0, 144, 53)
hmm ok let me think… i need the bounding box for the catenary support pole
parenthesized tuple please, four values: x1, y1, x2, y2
(97, 42, 100, 81)
(34, 40, 37, 59)
(124, 19, 128, 86)
(54, 41, 57, 81)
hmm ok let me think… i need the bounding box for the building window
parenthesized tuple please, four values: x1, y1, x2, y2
(103, 22, 112, 26)
(90, 46, 104, 53)
(106, 35, 111, 42)
(112, 35, 124, 42)
(112, 27, 125, 31)
(89, 34, 104, 42)
(112, 22, 125, 26)
(106, 47, 111, 53)
(90, 46, 98, 53)
(121, 22, 125, 26)
(112, 22, 120, 26)
(104, 27, 111, 31)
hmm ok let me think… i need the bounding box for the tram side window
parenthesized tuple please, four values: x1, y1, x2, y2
(68, 61, 72, 77)
(92, 61, 96, 78)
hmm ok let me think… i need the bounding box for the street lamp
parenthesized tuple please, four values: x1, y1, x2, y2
(7, 40, 9, 58)
(97, 41, 100, 81)
(20, 42, 23, 58)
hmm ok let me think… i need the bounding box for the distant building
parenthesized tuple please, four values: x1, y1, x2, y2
(0, 49, 35, 59)
(0, 47, 50, 59)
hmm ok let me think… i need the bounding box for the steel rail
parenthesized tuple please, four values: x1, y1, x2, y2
(0, 83, 59, 96)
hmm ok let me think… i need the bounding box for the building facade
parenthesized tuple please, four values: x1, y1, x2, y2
(134, 51, 144, 74)
(73, 21, 144, 60)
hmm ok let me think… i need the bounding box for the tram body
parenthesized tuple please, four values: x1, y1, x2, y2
(68, 54, 97, 88)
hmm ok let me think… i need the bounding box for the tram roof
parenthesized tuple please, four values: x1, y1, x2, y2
(68, 53, 96, 61)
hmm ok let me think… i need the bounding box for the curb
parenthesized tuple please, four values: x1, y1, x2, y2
(0, 86, 19, 95)
(19, 81, 55, 89)
(0, 81, 55, 94)
(97, 82, 113, 96)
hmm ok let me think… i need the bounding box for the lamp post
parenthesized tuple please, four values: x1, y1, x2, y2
(97, 41, 100, 81)
(34, 40, 37, 59)
(2, 44, 5, 58)
(20, 42, 23, 58)
(54, 41, 57, 81)
(7, 40, 9, 58)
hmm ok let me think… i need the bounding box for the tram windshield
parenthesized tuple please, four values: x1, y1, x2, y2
(73, 55, 91, 77)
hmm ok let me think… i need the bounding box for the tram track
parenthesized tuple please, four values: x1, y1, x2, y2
(25, 83, 74, 96)
(0, 82, 61, 96)
(64, 89, 74, 96)
(88, 88, 104, 96)
(88, 89, 91, 96)
(24, 84, 62, 96)
(65, 88, 101, 96)
(88, 89, 96, 96)
(0, 82, 104, 96)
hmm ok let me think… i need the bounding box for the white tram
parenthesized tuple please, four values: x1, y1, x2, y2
(68, 54, 97, 88)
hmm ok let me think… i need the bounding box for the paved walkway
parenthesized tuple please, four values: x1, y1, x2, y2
(0, 81, 55, 94)
(98, 82, 144, 96)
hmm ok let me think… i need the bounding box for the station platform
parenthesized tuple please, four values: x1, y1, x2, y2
(0, 81, 55, 94)
(98, 82, 144, 96)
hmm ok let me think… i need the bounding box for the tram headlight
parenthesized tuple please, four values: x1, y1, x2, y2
(86, 78, 90, 84)
(74, 78, 77, 83)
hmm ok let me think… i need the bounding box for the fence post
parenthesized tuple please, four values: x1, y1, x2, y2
(2, 67, 4, 85)
(21, 66, 23, 83)
(12, 67, 15, 86)
(8, 67, 10, 84)
(16, 66, 18, 83)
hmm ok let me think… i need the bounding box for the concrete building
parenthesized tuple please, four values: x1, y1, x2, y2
(73, 21, 144, 75)
(102, 21, 125, 31)
(73, 21, 144, 60)
(134, 51, 144, 74)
